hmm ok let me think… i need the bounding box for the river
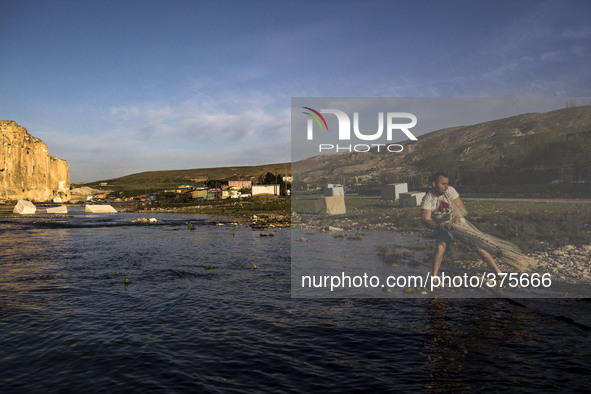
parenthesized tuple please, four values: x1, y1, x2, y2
(1, 207, 590, 392)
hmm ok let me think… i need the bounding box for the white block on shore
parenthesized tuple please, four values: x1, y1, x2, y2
(13, 200, 36, 214)
(85, 204, 117, 213)
(46, 205, 68, 214)
(382, 183, 408, 200)
(399, 191, 427, 207)
(315, 196, 346, 215)
(324, 184, 344, 197)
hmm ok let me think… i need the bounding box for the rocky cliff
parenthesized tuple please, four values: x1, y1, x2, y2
(1, 121, 70, 202)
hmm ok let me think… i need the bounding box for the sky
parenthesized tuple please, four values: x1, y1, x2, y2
(290, 97, 577, 161)
(1, 0, 590, 182)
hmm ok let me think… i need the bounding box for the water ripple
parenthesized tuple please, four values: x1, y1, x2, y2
(1, 212, 590, 392)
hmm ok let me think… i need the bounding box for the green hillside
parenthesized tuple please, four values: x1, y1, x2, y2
(294, 105, 591, 196)
(75, 105, 591, 197)
(77, 163, 291, 195)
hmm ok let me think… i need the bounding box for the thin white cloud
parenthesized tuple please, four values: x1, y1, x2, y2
(39, 92, 291, 181)
(540, 51, 563, 63)
(570, 45, 588, 58)
(561, 26, 591, 39)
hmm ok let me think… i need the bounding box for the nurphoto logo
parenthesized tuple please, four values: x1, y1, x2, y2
(302, 107, 418, 153)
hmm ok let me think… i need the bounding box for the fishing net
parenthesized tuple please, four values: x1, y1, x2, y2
(445, 190, 536, 272)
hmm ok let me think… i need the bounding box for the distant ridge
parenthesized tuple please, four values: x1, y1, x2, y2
(79, 162, 291, 192)
(293, 105, 591, 193)
(78, 106, 591, 196)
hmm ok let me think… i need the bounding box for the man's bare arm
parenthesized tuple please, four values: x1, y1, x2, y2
(423, 208, 454, 230)
(422, 209, 441, 229)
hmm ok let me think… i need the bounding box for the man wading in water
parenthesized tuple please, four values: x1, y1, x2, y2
(421, 172, 502, 281)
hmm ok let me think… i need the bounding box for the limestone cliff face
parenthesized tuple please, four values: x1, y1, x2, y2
(1, 121, 70, 202)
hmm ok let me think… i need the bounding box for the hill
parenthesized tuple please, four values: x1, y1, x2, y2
(75, 105, 591, 197)
(77, 163, 291, 195)
(293, 105, 591, 195)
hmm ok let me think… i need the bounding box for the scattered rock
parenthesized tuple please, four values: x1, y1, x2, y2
(531, 244, 591, 285)
(132, 217, 159, 223)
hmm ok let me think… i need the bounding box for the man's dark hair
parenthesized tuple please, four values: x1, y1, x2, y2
(431, 172, 450, 183)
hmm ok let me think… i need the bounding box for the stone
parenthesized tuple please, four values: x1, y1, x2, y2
(85, 204, 117, 213)
(46, 205, 68, 214)
(131, 218, 158, 223)
(13, 199, 36, 214)
(399, 191, 427, 207)
(1, 121, 70, 202)
(315, 196, 346, 215)
(381, 183, 408, 200)
(131, 217, 158, 223)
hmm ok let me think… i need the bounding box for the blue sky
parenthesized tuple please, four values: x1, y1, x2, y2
(1, 0, 590, 182)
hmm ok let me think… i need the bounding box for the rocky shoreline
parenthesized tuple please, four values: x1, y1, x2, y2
(4, 200, 588, 286)
(126, 205, 291, 228)
(293, 212, 591, 288)
(441, 245, 591, 287)
(531, 244, 591, 285)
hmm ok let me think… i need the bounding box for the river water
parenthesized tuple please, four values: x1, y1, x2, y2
(1, 207, 590, 392)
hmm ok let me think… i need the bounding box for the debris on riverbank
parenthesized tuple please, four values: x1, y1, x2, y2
(123, 197, 291, 229)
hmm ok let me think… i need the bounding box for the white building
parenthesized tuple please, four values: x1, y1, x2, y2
(252, 184, 280, 196)
(324, 184, 344, 196)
